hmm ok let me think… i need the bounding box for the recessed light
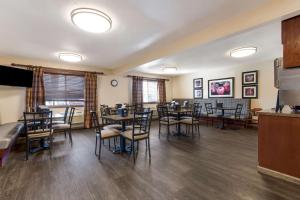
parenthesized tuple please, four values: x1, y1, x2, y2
(58, 52, 83, 63)
(71, 8, 112, 33)
(162, 67, 177, 73)
(230, 47, 257, 58)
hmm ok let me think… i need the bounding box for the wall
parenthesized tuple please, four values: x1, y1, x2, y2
(172, 60, 278, 109)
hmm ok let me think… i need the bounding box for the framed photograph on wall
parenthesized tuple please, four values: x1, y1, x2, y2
(208, 77, 234, 98)
(242, 71, 258, 85)
(193, 78, 203, 89)
(242, 85, 258, 99)
(194, 89, 203, 99)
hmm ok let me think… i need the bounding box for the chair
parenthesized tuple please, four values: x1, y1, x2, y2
(180, 105, 202, 137)
(249, 108, 262, 127)
(223, 104, 244, 127)
(204, 103, 218, 126)
(52, 107, 69, 125)
(100, 107, 122, 132)
(121, 111, 153, 163)
(23, 111, 53, 160)
(157, 105, 178, 139)
(91, 111, 120, 160)
(52, 107, 75, 145)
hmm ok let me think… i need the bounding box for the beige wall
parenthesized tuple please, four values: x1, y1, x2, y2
(172, 60, 278, 109)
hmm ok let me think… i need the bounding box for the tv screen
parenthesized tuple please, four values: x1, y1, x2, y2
(0, 65, 33, 87)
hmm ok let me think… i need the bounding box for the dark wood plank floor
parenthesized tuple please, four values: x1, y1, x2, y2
(1, 122, 300, 200)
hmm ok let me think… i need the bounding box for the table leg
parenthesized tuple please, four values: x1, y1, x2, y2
(221, 110, 225, 129)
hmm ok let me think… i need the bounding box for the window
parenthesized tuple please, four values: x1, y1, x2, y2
(143, 80, 158, 103)
(43, 73, 84, 107)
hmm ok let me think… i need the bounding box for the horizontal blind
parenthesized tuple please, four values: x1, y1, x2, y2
(44, 73, 84, 101)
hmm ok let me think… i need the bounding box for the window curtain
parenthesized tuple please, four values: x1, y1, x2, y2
(26, 67, 45, 111)
(132, 76, 143, 106)
(157, 79, 166, 103)
(84, 72, 97, 128)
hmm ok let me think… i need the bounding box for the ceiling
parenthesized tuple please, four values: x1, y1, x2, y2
(0, 0, 271, 69)
(134, 21, 283, 76)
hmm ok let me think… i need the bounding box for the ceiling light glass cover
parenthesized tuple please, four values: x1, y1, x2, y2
(58, 52, 83, 62)
(230, 47, 257, 58)
(162, 67, 177, 73)
(71, 8, 112, 33)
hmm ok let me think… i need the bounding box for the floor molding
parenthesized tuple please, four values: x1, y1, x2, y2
(257, 166, 300, 185)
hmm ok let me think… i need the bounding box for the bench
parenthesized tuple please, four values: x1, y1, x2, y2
(0, 122, 23, 167)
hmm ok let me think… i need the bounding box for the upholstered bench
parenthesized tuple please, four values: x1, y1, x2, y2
(0, 122, 23, 167)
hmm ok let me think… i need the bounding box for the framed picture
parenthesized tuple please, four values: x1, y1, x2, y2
(193, 78, 203, 89)
(208, 77, 234, 98)
(242, 85, 258, 99)
(242, 71, 258, 85)
(194, 89, 203, 99)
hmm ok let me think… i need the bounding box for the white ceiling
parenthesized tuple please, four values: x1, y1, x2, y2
(0, 0, 270, 69)
(134, 21, 282, 76)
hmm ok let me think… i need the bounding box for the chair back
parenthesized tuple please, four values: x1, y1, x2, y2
(90, 111, 101, 133)
(192, 105, 202, 119)
(63, 107, 70, 123)
(132, 111, 153, 137)
(235, 104, 243, 119)
(216, 103, 223, 109)
(157, 105, 169, 120)
(205, 103, 214, 114)
(67, 107, 75, 125)
(23, 111, 53, 135)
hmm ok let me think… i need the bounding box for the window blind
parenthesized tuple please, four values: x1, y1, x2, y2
(44, 73, 84, 101)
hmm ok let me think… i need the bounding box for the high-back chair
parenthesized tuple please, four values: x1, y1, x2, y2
(204, 103, 218, 126)
(157, 105, 178, 139)
(52, 107, 69, 124)
(121, 111, 153, 163)
(180, 105, 202, 137)
(91, 111, 120, 160)
(23, 111, 53, 160)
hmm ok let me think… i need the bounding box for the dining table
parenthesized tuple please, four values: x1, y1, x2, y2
(214, 107, 236, 129)
(101, 114, 135, 153)
(169, 108, 193, 136)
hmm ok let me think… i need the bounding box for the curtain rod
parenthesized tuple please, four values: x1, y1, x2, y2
(126, 75, 169, 81)
(11, 63, 104, 76)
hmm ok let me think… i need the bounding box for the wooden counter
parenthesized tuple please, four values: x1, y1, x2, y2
(258, 111, 300, 184)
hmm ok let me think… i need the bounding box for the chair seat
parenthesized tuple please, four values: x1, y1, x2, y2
(181, 116, 192, 119)
(28, 129, 51, 134)
(160, 120, 179, 125)
(52, 123, 70, 130)
(180, 118, 199, 125)
(97, 129, 120, 139)
(28, 131, 52, 139)
(160, 116, 176, 121)
(103, 124, 122, 130)
(52, 120, 65, 124)
(121, 130, 148, 140)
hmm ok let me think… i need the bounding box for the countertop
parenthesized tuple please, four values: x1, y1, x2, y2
(259, 109, 300, 118)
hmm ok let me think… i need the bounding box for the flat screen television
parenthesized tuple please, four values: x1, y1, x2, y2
(0, 65, 33, 87)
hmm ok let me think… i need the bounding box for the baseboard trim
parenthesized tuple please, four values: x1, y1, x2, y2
(257, 166, 300, 185)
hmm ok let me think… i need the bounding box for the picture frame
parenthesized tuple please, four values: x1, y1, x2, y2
(242, 85, 258, 99)
(242, 70, 258, 85)
(208, 77, 234, 98)
(193, 78, 203, 89)
(194, 89, 203, 99)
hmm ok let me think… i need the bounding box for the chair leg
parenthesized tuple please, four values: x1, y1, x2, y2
(198, 123, 200, 136)
(132, 140, 136, 163)
(64, 130, 67, 138)
(147, 138, 151, 163)
(98, 138, 102, 160)
(158, 123, 161, 138)
(49, 137, 53, 159)
(26, 138, 29, 160)
(95, 136, 98, 156)
(192, 124, 194, 138)
(68, 129, 73, 145)
(167, 125, 170, 140)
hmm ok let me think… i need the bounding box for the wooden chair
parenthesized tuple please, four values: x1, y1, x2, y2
(121, 111, 153, 163)
(180, 105, 202, 137)
(52, 107, 75, 145)
(23, 111, 53, 160)
(91, 111, 120, 160)
(157, 105, 178, 140)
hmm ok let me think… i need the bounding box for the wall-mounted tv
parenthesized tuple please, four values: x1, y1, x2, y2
(0, 65, 33, 87)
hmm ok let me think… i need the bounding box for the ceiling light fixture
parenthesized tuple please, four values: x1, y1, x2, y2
(71, 8, 112, 33)
(230, 47, 257, 58)
(162, 67, 177, 73)
(58, 52, 83, 63)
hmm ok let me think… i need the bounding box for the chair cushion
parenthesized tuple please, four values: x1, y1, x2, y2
(160, 120, 178, 125)
(28, 130, 52, 139)
(103, 124, 122, 130)
(160, 116, 176, 121)
(100, 129, 120, 139)
(0, 122, 23, 149)
(52, 124, 70, 130)
(180, 119, 199, 125)
(121, 130, 148, 140)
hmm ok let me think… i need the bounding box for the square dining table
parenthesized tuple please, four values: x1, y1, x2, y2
(168, 108, 193, 136)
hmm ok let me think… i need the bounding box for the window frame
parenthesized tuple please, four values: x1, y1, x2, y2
(142, 80, 159, 104)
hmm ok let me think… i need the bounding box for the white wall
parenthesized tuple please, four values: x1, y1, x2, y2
(172, 60, 278, 109)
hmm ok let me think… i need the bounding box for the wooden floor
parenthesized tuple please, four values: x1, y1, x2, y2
(1, 122, 300, 200)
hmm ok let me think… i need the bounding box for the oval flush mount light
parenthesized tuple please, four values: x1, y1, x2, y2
(162, 67, 177, 73)
(230, 47, 257, 58)
(71, 8, 112, 33)
(58, 52, 83, 63)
